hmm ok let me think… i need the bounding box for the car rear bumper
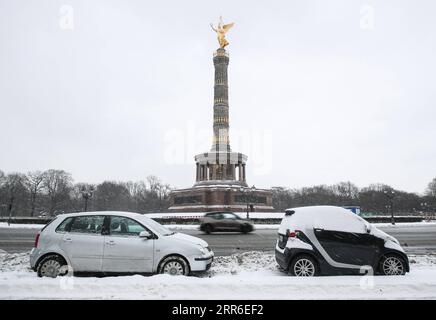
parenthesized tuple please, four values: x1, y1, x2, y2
(29, 247, 41, 271)
(275, 247, 290, 270)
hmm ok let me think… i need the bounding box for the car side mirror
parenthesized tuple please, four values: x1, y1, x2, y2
(365, 224, 372, 234)
(139, 230, 152, 239)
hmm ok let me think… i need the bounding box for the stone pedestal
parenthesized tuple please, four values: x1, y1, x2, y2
(168, 185, 274, 213)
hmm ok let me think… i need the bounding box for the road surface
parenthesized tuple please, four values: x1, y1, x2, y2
(1, 224, 436, 256)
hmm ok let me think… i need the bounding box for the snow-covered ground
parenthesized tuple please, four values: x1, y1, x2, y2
(1, 250, 435, 299)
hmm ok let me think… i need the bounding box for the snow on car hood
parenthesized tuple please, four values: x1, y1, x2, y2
(169, 232, 209, 248)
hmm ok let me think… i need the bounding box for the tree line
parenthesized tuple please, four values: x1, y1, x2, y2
(0, 169, 171, 218)
(271, 179, 436, 215)
(1, 169, 435, 217)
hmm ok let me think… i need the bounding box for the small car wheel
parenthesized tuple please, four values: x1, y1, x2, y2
(240, 224, 251, 234)
(379, 254, 406, 276)
(159, 255, 190, 276)
(289, 255, 319, 277)
(203, 224, 213, 234)
(37, 254, 67, 278)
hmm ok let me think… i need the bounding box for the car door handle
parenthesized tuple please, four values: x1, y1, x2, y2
(64, 238, 72, 242)
(106, 240, 116, 245)
(314, 228, 324, 232)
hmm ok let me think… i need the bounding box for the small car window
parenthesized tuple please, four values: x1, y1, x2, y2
(55, 217, 74, 233)
(223, 213, 237, 219)
(110, 216, 146, 236)
(70, 216, 105, 234)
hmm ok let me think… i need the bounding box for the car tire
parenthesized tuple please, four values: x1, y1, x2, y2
(37, 254, 68, 278)
(379, 254, 407, 276)
(240, 224, 251, 234)
(289, 255, 319, 277)
(203, 224, 213, 234)
(158, 255, 190, 276)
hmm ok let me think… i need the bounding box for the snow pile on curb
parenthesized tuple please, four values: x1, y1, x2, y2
(1, 251, 436, 299)
(0, 251, 31, 273)
(409, 255, 436, 268)
(206, 251, 279, 277)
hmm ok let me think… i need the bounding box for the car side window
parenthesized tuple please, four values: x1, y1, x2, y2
(70, 216, 105, 234)
(223, 213, 237, 219)
(56, 217, 74, 233)
(215, 214, 224, 220)
(109, 216, 146, 236)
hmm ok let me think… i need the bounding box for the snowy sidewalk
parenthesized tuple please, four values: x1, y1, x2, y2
(1, 251, 436, 299)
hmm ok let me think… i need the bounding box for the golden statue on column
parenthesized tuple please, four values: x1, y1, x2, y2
(210, 16, 234, 48)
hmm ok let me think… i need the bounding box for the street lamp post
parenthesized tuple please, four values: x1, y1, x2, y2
(383, 189, 396, 225)
(248, 185, 256, 219)
(421, 202, 429, 220)
(420, 202, 428, 213)
(240, 186, 256, 219)
(81, 185, 94, 212)
(239, 187, 249, 218)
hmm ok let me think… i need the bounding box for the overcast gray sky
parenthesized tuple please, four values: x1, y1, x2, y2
(0, 0, 435, 194)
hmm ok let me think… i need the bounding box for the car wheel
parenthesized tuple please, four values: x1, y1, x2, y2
(379, 254, 406, 276)
(203, 224, 213, 234)
(240, 224, 251, 234)
(37, 254, 68, 278)
(159, 255, 190, 276)
(289, 255, 319, 277)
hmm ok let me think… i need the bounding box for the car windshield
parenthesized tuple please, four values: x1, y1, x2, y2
(137, 216, 175, 236)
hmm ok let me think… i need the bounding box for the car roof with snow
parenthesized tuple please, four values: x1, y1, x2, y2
(279, 205, 370, 234)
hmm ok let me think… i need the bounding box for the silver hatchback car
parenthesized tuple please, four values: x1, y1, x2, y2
(30, 211, 214, 277)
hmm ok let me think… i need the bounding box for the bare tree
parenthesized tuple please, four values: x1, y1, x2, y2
(426, 177, 436, 197)
(93, 181, 131, 211)
(147, 175, 171, 212)
(25, 171, 45, 217)
(332, 181, 359, 205)
(2, 173, 27, 223)
(42, 169, 73, 216)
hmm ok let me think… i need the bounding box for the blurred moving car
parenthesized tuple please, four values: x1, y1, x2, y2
(275, 206, 409, 277)
(30, 211, 213, 277)
(200, 211, 254, 234)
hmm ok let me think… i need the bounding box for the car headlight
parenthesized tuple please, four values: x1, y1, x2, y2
(197, 245, 209, 255)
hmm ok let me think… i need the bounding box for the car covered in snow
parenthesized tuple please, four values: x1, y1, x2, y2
(275, 206, 409, 276)
(30, 211, 214, 277)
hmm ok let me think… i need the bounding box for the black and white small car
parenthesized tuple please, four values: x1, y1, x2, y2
(275, 206, 409, 276)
